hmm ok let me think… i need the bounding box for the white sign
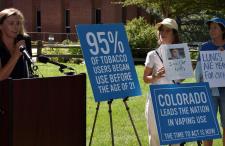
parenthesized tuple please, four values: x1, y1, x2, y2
(200, 50, 225, 87)
(161, 43, 193, 80)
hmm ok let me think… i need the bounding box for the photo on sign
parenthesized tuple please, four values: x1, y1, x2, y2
(168, 48, 185, 60)
(161, 43, 193, 80)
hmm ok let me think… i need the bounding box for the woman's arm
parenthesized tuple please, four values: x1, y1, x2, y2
(0, 52, 21, 81)
(0, 40, 24, 81)
(143, 66, 165, 84)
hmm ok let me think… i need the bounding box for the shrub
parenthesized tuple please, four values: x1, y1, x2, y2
(125, 17, 157, 49)
(41, 47, 69, 63)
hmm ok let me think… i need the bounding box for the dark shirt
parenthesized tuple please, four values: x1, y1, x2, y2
(0, 35, 32, 79)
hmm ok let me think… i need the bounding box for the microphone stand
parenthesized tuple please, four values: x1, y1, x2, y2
(31, 63, 40, 77)
(37, 55, 76, 76)
(22, 55, 40, 78)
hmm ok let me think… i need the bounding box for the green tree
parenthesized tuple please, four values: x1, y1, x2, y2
(125, 17, 157, 49)
(120, 0, 225, 18)
(119, 0, 225, 42)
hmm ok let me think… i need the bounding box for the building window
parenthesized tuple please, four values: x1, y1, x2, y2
(95, 9, 101, 24)
(122, 7, 127, 24)
(65, 9, 70, 33)
(36, 10, 41, 32)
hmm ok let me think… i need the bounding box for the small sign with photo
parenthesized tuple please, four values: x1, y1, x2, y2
(160, 43, 193, 80)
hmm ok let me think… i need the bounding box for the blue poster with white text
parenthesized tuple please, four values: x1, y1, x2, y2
(76, 24, 141, 102)
(150, 82, 221, 145)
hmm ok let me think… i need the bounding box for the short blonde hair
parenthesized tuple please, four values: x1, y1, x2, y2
(0, 8, 27, 36)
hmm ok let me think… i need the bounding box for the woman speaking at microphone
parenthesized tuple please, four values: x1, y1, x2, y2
(0, 8, 32, 81)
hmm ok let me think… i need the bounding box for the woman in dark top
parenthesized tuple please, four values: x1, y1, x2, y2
(0, 8, 32, 81)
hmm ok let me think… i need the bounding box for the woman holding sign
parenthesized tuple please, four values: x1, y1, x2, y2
(195, 17, 225, 146)
(143, 18, 181, 146)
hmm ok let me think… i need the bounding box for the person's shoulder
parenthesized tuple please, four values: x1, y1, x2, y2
(201, 41, 211, 46)
(200, 41, 213, 51)
(147, 49, 157, 56)
(23, 34, 31, 41)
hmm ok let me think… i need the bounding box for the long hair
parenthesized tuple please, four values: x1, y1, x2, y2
(0, 8, 27, 37)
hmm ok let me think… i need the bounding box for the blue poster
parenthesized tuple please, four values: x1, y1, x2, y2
(150, 82, 221, 145)
(76, 24, 141, 102)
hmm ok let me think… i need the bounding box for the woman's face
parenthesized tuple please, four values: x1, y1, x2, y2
(0, 15, 21, 39)
(159, 25, 174, 44)
(209, 22, 224, 40)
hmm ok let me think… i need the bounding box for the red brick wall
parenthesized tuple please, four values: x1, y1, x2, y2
(12, 0, 34, 33)
(101, 1, 122, 23)
(125, 6, 138, 22)
(0, 0, 151, 41)
(41, 0, 63, 33)
(40, 0, 64, 41)
(70, 0, 93, 33)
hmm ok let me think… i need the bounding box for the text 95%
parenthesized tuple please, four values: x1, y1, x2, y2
(86, 31, 124, 55)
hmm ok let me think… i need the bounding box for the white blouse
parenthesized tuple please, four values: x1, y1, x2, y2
(145, 48, 175, 85)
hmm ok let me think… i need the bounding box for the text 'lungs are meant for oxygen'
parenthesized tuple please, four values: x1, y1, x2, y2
(76, 24, 141, 102)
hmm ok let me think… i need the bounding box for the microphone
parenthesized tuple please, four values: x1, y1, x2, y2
(16, 34, 33, 64)
(38, 55, 74, 70)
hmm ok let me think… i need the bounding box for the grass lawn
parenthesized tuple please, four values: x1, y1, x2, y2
(37, 63, 223, 146)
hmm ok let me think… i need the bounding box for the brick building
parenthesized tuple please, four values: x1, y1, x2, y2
(0, 0, 150, 41)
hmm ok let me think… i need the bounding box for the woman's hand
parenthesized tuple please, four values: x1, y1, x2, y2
(143, 66, 165, 84)
(12, 40, 25, 58)
(152, 67, 165, 79)
(218, 46, 224, 51)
